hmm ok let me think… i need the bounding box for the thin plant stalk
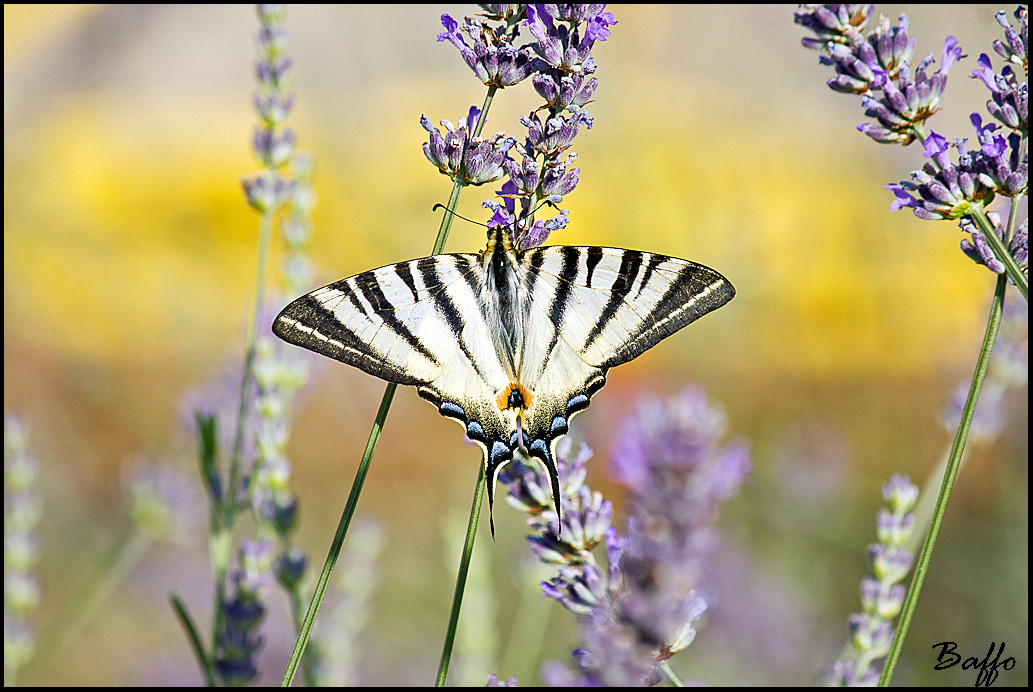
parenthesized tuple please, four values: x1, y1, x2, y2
(171, 595, 216, 686)
(280, 86, 498, 687)
(878, 272, 1008, 686)
(436, 464, 487, 687)
(207, 210, 275, 660)
(972, 206, 1028, 302)
(228, 209, 276, 503)
(50, 531, 151, 656)
(659, 661, 685, 687)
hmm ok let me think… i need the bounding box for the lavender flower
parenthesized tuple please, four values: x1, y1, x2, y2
(828, 475, 918, 686)
(797, 7, 962, 145)
(437, 14, 539, 88)
(214, 539, 275, 686)
(971, 53, 1028, 133)
(279, 152, 317, 298)
(607, 387, 750, 661)
(856, 34, 962, 144)
(421, 107, 516, 185)
(510, 388, 749, 685)
(179, 7, 319, 686)
(797, 5, 1028, 288)
(242, 4, 296, 213)
(4, 417, 41, 685)
(958, 213, 1028, 277)
(486, 672, 519, 686)
(431, 5, 615, 249)
(990, 7, 1029, 71)
(794, 4, 877, 50)
(883, 130, 995, 221)
(524, 4, 616, 74)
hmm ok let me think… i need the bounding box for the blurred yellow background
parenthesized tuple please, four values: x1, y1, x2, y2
(4, 4, 1027, 686)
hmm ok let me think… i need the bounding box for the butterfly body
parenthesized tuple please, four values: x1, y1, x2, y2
(273, 228, 734, 531)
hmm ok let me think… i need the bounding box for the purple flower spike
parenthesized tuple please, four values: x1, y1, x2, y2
(795, 4, 875, 49)
(827, 474, 919, 684)
(525, 4, 613, 74)
(438, 14, 539, 87)
(422, 110, 515, 185)
(798, 9, 969, 145)
(991, 7, 1028, 69)
(970, 50, 1028, 133)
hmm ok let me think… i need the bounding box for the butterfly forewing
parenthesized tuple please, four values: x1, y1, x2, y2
(514, 246, 734, 487)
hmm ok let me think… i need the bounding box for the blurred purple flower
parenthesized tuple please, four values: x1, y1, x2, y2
(608, 387, 750, 656)
(525, 387, 749, 685)
(486, 672, 518, 686)
(4, 416, 42, 682)
(214, 539, 275, 686)
(123, 458, 204, 544)
(827, 474, 918, 685)
(940, 294, 1028, 440)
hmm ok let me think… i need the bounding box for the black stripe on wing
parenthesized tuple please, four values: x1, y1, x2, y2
(272, 253, 485, 386)
(601, 261, 734, 369)
(583, 250, 644, 353)
(273, 293, 428, 386)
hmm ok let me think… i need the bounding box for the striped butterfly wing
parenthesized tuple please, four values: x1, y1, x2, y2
(514, 245, 735, 498)
(273, 235, 734, 535)
(272, 252, 521, 499)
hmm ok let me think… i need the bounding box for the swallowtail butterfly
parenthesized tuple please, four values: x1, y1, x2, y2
(273, 227, 734, 532)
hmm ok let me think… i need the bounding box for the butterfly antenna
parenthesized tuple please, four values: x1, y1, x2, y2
(432, 204, 489, 229)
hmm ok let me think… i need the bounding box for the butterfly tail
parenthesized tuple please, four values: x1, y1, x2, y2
(525, 438, 563, 531)
(483, 439, 516, 539)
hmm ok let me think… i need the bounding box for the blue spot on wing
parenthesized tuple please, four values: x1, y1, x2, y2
(466, 420, 484, 441)
(439, 401, 466, 421)
(566, 394, 589, 415)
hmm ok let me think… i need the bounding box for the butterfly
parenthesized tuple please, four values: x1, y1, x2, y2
(273, 227, 734, 533)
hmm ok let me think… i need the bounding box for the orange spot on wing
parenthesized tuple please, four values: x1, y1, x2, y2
(495, 383, 535, 411)
(496, 385, 512, 411)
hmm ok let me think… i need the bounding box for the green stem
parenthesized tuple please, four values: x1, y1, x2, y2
(228, 206, 276, 504)
(210, 206, 275, 660)
(658, 661, 685, 686)
(171, 594, 216, 686)
(436, 465, 487, 687)
(878, 274, 1007, 686)
(279, 84, 498, 687)
(970, 206, 1027, 303)
(280, 179, 459, 688)
(281, 382, 396, 686)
